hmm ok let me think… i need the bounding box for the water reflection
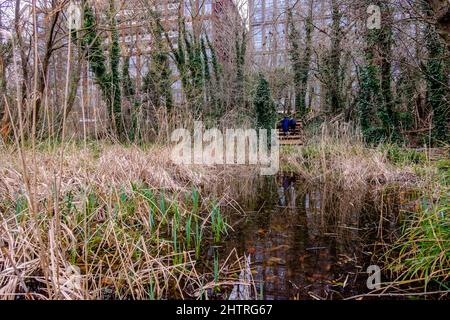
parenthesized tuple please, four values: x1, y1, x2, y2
(213, 174, 398, 300)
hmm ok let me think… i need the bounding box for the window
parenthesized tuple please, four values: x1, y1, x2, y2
(253, 8, 263, 23)
(141, 34, 151, 42)
(141, 61, 149, 76)
(186, 22, 193, 33)
(265, 26, 275, 49)
(203, 20, 212, 34)
(204, 0, 212, 15)
(124, 35, 133, 43)
(278, 0, 286, 19)
(184, 1, 191, 16)
(276, 23, 284, 35)
(254, 27, 263, 50)
(277, 24, 286, 49)
(129, 56, 138, 77)
(36, 13, 45, 33)
(266, 0, 274, 19)
(276, 53, 285, 67)
(168, 3, 178, 10)
(255, 54, 263, 65)
(174, 91, 183, 103)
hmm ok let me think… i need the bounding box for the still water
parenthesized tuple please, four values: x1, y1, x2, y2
(207, 174, 402, 300)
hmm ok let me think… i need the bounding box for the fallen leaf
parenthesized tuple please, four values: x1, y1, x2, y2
(258, 229, 267, 237)
(267, 257, 285, 266)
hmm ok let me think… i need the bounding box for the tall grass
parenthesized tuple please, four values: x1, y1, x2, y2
(281, 121, 449, 297)
(1, 116, 447, 299)
(383, 180, 449, 295)
(0, 4, 251, 300)
(211, 204, 228, 243)
(0, 181, 245, 299)
(280, 121, 419, 190)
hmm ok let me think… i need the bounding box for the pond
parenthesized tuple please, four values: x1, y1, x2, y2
(205, 174, 404, 300)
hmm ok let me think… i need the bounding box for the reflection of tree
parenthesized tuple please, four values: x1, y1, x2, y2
(276, 173, 297, 208)
(277, 186, 286, 207)
(215, 175, 384, 299)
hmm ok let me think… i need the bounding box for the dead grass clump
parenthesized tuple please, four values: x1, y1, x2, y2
(0, 184, 250, 300)
(0, 142, 255, 300)
(0, 142, 222, 202)
(280, 122, 420, 191)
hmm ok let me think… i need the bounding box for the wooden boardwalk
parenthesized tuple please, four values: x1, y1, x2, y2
(277, 123, 304, 146)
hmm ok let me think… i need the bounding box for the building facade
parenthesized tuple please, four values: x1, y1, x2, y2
(70, 0, 242, 133)
(248, 0, 298, 70)
(115, 0, 241, 101)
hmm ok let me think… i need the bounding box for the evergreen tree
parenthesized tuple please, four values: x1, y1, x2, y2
(377, 2, 398, 140)
(168, 16, 188, 101)
(182, 19, 204, 116)
(235, 30, 247, 110)
(122, 55, 135, 100)
(166, 15, 205, 117)
(357, 0, 398, 142)
(143, 11, 173, 114)
(0, 40, 12, 126)
(121, 55, 139, 141)
(254, 74, 277, 139)
(287, 7, 313, 117)
(109, 0, 123, 137)
(358, 62, 383, 142)
(329, 0, 343, 113)
(424, 3, 449, 144)
(205, 33, 221, 87)
(205, 33, 224, 118)
(82, 4, 123, 138)
(201, 37, 211, 102)
(395, 57, 417, 131)
(82, 6, 109, 98)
